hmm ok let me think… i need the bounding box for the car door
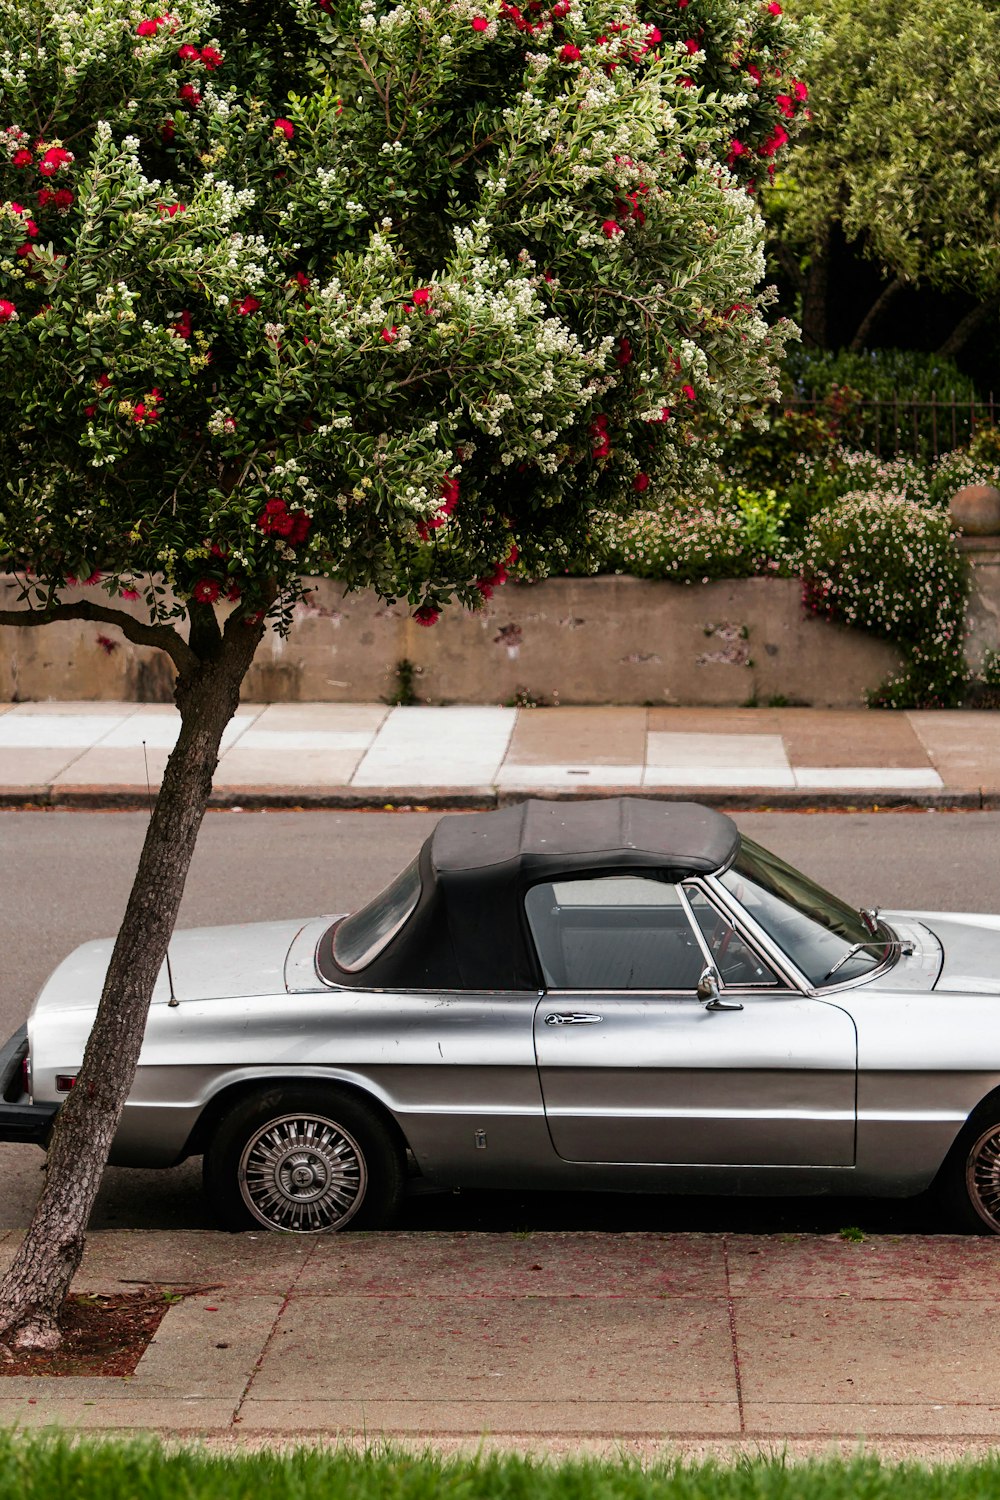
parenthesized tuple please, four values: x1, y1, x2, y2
(527, 874, 857, 1167)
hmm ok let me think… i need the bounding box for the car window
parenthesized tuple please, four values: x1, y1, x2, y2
(332, 856, 422, 972)
(524, 875, 705, 991)
(682, 886, 778, 987)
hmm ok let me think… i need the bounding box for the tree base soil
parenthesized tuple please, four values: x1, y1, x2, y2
(0, 1289, 176, 1377)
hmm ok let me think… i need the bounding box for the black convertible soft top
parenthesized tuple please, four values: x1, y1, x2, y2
(317, 797, 739, 992)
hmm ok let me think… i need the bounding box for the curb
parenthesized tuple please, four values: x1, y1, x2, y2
(0, 784, 992, 813)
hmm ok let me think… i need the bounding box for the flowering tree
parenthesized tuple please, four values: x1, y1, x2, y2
(769, 0, 1000, 352)
(0, 0, 801, 1349)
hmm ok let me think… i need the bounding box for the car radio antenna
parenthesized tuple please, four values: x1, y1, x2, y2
(143, 740, 179, 1008)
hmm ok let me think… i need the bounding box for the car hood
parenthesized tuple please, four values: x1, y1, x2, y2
(917, 912, 1000, 995)
(31, 917, 321, 1014)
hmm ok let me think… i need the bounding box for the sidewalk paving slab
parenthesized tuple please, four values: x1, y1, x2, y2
(3, 1231, 1000, 1446)
(300, 1231, 726, 1299)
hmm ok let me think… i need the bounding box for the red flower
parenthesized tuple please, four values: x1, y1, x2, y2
(157, 201, 186, 217)
(96, 373, 110, 390)
(657, 405, 672, 422)
(747, 63, 762, 83)
(793, 79, 808, 101)
(289, 511, 312, 545)
(592, 436, 610, 458)
(177, 43, 200, 60)
(559, 42, 581, 60)
(209, 541, 230, 559)
(633, 472, 649, 492)
(589, 413, 608, 434)
(440, 474, 460, 507)
(682, 383, 696, 400)
(381, 326, 398, 343)
(193, 579, 220, 604)
(759, 123, 788, 156)
(12, 149, 32, 167)
(178, 83, 201, 107)
(602, 219, 622, 238)
(136, 15, 165, 34)
(766, 1, 782, 11)
(84, 404, 96, 416)
(273, 118, 295, 139)
(616, 336, 633, 367)
(200, 45, 223, 69)
(161, 119, 176, 144)
(38, 146, 72, 176)
(172, 309, 192, 339)
(131, 402, 160, 425)
(0, 300, 16, 323)
(683, 37, 699, 53)
(414, 605, 440, 627)
(411, 287, 431, 306)
(552, 0, 570, 14)
(679, 75, 693, 87)
(727, 138, 746, 166)
(471, 15, 489, 29)
(120, 588, 141, 600)
(294, 271, 310, 290)
(226, 581, 242, 602)
(236, 295, 261, 315)
(775, 93, 794, 119)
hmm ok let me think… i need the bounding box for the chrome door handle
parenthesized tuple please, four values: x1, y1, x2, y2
(544, 1012, 604, 1026)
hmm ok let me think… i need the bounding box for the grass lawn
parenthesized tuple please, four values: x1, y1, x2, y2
(2, 1437, 1000, 1500)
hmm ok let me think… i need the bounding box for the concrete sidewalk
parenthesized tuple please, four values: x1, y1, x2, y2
(1, 1228, 1000, 1457)
(0, 702, 998, 809)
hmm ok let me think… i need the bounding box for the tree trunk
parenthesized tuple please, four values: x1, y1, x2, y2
(799, 229, 830, 349)
(848, 276, 906, 353)
(0, 616, 262, 1351)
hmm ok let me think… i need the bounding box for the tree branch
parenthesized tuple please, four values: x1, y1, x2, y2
(937, 298, 999, 359)
(0, 600, 197, 675)
(849, 275, 907, 353)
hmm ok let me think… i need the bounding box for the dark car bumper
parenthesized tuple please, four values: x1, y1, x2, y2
(0, 1025, 58, 1147)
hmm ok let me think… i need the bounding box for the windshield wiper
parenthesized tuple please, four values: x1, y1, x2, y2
(821, 937, 897, 984)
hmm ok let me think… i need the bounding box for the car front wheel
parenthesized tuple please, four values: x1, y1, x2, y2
(940, 1114, 1000, 1234)
(203, 1085, 404, 1233)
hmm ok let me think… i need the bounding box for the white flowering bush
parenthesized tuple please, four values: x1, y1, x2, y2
(801, 491, 968, 708)
(0, 0, 805, 626)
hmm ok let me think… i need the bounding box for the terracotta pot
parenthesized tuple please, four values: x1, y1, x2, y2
(950, 484, 1000, 536)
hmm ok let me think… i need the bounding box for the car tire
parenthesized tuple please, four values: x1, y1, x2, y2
(939, 1112, 1000, 1234)
(203, 1084, 405, 1233)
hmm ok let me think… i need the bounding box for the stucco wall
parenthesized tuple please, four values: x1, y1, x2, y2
(0, 571, 906, 707)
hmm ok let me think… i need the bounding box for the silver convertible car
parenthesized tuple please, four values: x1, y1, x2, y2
(3, 797, 1000, 1235)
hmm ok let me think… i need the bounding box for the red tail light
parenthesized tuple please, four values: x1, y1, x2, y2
(55, 1074, 77, 1093)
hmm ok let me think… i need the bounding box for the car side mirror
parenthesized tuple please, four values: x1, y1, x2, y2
(697, 965, 743, 1012)
(697, 965, 720, 1002)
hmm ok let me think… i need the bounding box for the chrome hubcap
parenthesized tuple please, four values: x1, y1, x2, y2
(238, 1113, 366, 1232)
(967, 1126, 1000, 1232)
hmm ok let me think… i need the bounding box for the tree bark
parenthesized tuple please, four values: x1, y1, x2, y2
(848, 275, 906, 353)
(0, 613, 263, 1351)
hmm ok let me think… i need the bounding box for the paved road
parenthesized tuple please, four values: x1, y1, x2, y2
(2, 808, 999, 1235)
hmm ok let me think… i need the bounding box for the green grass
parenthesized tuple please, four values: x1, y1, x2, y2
(3, 1437, 1000, 1500)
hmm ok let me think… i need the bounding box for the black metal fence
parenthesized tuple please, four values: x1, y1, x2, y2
(782, 391, 998, 461)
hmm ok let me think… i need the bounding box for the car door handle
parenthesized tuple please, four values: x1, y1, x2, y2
(544, 1012, 604, 1026)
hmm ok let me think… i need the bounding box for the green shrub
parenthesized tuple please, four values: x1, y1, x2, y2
(600, 503, 753, 581)
(929, 446, 1000, 506)
(802, 491, 968, 708)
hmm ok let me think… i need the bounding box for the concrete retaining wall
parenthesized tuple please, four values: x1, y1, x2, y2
(2, 545, 995, 706)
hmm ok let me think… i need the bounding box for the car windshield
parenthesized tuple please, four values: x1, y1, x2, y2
(720, 837, 895, 988)
(332, 857, 422, 973)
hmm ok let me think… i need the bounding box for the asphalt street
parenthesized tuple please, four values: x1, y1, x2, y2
(2, 807, 1000, 1237)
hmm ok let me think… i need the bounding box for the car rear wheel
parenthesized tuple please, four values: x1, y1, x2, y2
(941, 1115, 1000, 1234)
(203, 1085, 404, 1233)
